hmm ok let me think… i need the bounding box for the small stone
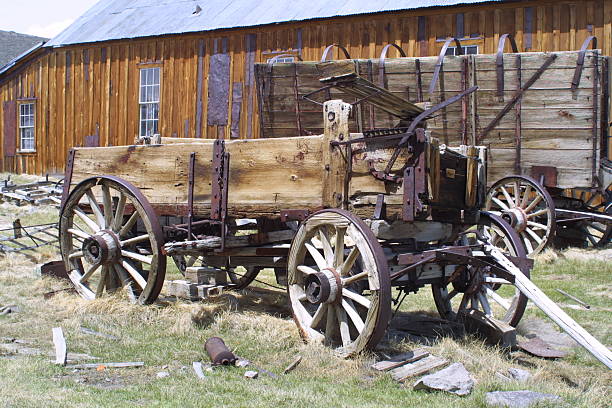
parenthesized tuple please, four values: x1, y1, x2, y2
(485, 390, 562, 407)
(507, 368, 531, 383)
(156, 371, 170, 379)
(161, 365, 168, 369)
(413, 362, 474, 396)
(244, 370, 259, 379)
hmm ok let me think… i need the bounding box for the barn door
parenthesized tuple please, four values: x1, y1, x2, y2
(3, 101, 17, 158)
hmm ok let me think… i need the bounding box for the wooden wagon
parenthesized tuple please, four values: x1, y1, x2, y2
(256, 36, 611, 257)
(58, 76, 611, 366)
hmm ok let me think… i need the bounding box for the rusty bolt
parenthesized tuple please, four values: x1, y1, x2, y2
(325, 164, 330, 171)
(339, 133, 344, 140)
(290, 174, 298, 181)
(327, 112, 335, 122)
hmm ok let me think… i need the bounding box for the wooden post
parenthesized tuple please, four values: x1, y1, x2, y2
(322, 100, 351, 209)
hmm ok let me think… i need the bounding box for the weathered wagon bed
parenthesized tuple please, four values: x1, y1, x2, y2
(256, 49, 609, 189)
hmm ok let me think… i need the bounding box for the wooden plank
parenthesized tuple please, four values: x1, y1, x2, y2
(390, 355, 448, 382)
(371, 349, 429, 371)
(52, 327, 67, 366)
(67, 362, 144, 369)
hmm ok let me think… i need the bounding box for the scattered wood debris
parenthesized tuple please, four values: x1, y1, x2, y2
(556, 289, 590, 309)
(80, 327, 119, 341)
(0, 305, 20, 315)
(66, 362, 144, 369)
(193, 362, 206, 379)
(461, 309, 516, 348)
(371, 349, 429, 372)
(283, 355, 302, 374)
(390, 355, 448, 382)
(52, 327, 67, 366)
(0, 176, 62, 206)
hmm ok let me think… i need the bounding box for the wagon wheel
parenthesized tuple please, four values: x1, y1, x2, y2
(432, 212, 530, 327)
(287, 209, 391, 356)
(562, 186, 612, 247)
(486, 175, 555, 257)
(226, 265, 263, 289)
(59, 176, 166, 304)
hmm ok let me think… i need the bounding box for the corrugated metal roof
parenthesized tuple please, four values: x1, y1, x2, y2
(46, 0, 503, 47)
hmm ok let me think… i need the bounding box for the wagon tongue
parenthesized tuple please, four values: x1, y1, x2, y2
(485, 244, 612, 369)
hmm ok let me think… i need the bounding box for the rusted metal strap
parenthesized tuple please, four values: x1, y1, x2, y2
(591, 52, 599, 187)
(415, 59, 423, 102)
(514, 55, 522, 174)
(402, 129, 428, 222)
(496, 34, 519, 99)
(384, 86, 478, 174)
(60, 149, 76, 211)
(211, 140, 229, 222)
(479, 54, 557, 142)
(187, 152, 196, 239)
(571, 36, 597, 91)
(428, 37, 463, 96)
(461, 57, 469, 145)
(321, 44, 351, 62)
(378, 44, 406, 88)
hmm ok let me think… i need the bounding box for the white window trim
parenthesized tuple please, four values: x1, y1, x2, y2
(445, 45, 479, 56)
(139, 67, 160, 138)
(18, 102, 36, 153)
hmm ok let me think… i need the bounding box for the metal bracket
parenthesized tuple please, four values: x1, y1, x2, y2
(378, 44, 406, 89)
(496, 34, 519, 99)
(402, 129, 428, 222)
(280, 209, 310, 222)
(321, 44, 351, 62)
(429, 37, 463, 96)
(211, 140, 230, 250)
(60, 149, 76, 211)
(571, 35, 597, 91)
(187, 152, 196, 239)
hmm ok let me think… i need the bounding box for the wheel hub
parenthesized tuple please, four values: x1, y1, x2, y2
(304, 268, 342, 304)
(501, 207, 528, 232)
(82, 229, 121, 266)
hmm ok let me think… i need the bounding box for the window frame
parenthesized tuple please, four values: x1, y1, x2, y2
(17, 101, 36, 153)
(138, 66, 161, 138)
(444, 44, 479, 56)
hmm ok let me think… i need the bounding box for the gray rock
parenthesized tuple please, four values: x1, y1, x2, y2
(507, 368, 531, 383)
(517, 318, 577, 350)
(156, 371, 170, 379)
(486, 390, 562, 407)
(235, 358, 250, 368)
(413, 362, 474, 396)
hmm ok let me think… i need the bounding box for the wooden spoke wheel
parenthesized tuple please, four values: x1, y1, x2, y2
(59, 176, 166, 304)
(561, 186, 611, 247)
(226, 265, 263, 289)
(287, 209, 391, 356)
(486, 175, 555, 257)
(432, 212, 530, 327)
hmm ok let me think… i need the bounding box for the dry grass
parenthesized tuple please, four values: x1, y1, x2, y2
(0, 203, 611, 407)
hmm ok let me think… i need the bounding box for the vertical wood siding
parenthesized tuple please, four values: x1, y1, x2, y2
(0, 0, 610, 174)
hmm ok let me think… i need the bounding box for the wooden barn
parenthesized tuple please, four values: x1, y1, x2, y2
(0, 0, 611, 175)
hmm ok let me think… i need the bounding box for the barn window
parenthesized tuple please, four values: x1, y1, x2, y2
(139, 67, 160, 137)
(18, 102, 35, 152)
(445, 45, 479, 56)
